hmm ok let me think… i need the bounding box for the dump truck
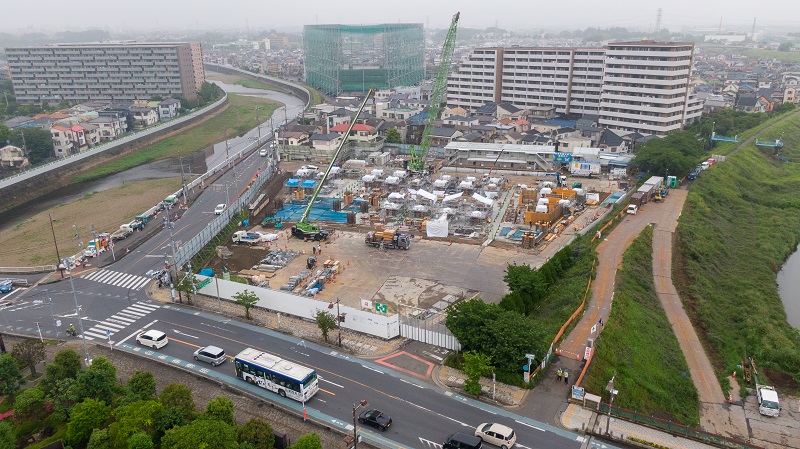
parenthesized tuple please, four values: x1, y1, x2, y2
(365, 229, 411, 250)
(111, 223, 136, 241)
(756, 384, 780, 417)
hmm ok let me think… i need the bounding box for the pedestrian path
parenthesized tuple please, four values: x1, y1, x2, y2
(80, 302, 160, 340)
(81, 269, 151, 290)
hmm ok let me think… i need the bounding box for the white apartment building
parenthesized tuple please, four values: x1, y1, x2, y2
(447, 41, 703, 136)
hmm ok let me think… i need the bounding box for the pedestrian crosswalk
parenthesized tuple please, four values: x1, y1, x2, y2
(81, 302, 161, 340)
(81, 269, 151, 290)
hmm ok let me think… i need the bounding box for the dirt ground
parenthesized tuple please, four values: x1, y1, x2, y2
(0, 177, 182, 267)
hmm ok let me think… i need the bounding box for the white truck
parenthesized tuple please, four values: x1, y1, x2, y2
(231, 231, 278, 246)
(756, 384, 780, 417)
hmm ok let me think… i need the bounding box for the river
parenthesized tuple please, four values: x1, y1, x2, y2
(0, 77, 305, 232)
(776, 248, 800, 329)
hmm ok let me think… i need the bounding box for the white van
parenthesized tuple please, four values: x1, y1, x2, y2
(757, 385, 780, 417)
(627, 204, 638, 215)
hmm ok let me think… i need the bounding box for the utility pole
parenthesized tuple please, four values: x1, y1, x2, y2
(65, 266, 91, 366)
(49, 214, 64, 278)
(605, 372, 617, 436)
(178, 152, 188, 201)
(328, 298, 343, 347)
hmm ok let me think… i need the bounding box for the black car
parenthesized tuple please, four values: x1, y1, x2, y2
(358, 409, 392, 431)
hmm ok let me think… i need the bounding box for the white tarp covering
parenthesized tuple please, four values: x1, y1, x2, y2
(371, 169, 384, 177)
(489, 177, 501, 184)
(296, 169, 311, 177)
(412, 204, 428, 212)
(470, 210, 486, 219)
(443, 191, 463, 203)
(426, 214, 449, 237)
(329, 166, 341, 175)
(413, 189, 438, 202)
(440, 175, 452, 181)
(538, 198, 549, 205)
(485, 191, 499, 199)
(465, 176, 476, 182)
(459, 180, 473, 189)
(344, 159, 367, 167)
(539, 187, 552, 197)
(536, 205, 549, 213)
(559, 199, 572, 208)
(392, 170, 407, 178)
(382, 201, 401, 210)
(362, 174, 376, 182)
(261, 233, 279, 242)
(441, 207, 454, 214)
(433, 179, 448, 188)
(385, 176, 400, 185)
(388, 192, 405, 200)
(472, 193, 494, 206)
(433, 190, 446, 197)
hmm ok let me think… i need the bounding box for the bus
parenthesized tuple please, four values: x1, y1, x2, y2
(233, 348, 319, 402)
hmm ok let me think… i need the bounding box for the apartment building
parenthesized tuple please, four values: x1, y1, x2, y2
(447, 41, 702, 136)
(6, 42, 204, 104)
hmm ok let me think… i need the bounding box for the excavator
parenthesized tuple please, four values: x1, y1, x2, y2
(291, 90, 375, 241)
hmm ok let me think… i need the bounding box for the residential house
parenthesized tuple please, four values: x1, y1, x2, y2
(442, 115, 477, 130)
(278, 131, 310, 147)
(158, 98, 181, 120)
(736, 93, 759, 112)
(441, 106, 469, 119)
(81, 123, 100, 147)
(597, 129, 627, 153)
(430, 127, 462, 148)
(3, 116, 34, 128)
(68, 125, 88, 151)
(785, 85, 799, 104)
(455, 131, 485, 143)
(89, 114, 127, 141)
(493, 131, 524, 145)
(50, 125, 76, 157)
(0, 144, 30, 168)
(130, 106, 159, 129)
(329, 123, 377, 143)
(703, 94, 734, 114)
(309, 133, 341, 153)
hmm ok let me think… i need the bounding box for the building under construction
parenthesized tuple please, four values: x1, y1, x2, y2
(303, 23, 424, 95)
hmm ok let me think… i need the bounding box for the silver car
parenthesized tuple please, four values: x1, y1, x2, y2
(193, 345, 227, 366)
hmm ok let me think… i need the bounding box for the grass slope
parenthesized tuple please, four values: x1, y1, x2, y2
(676, 111, 800, 385)
(71, 94, 279, 183)
(0, 177, 181, 266)
(585, 226, 699, 425)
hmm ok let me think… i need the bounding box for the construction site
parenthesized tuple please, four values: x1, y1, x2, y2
(203, 12, 621, 322)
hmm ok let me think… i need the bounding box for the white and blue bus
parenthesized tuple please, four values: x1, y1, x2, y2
(233, 347, 319, 402)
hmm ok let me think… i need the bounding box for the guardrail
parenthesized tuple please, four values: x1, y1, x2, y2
(0, 94, 228, 190)
(204, 63, 312, 112)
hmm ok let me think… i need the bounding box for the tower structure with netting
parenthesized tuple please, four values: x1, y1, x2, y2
(303, 23, 424, 95)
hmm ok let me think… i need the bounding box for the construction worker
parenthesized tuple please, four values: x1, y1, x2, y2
(564, 370, 569, 384)
(557, 368, 563, 382)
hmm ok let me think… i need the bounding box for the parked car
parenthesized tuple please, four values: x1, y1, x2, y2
(444, 432, 483, 449)
(626, 204, 638, 215)
(0, 280, 13, 294)
(193, 345, 227, 366)
(475, 423, 516, 449)
(214, 204, 226, 215)
(358, 409, 392, 431)
(136, 329, 169, 349)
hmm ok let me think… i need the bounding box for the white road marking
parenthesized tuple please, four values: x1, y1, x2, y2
(172, 329, 198, 339)
(318, 377, 344, 388)
(363, 366, 384, 374)
(399, 378, 424, 388)
(514, 420, 545, 431)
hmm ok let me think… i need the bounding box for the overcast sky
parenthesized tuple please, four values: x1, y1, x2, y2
(2, 0, 798, 33)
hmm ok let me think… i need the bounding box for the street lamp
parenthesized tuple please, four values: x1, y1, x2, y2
(605, 372, 618, 436)
(353, 399, 368, 449)
(63, 260, 91, 366)
(49, 214, 64, 278)
(328, 298, 344, 347)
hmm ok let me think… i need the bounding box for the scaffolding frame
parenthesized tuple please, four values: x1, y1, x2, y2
(303, 23, 424, 95)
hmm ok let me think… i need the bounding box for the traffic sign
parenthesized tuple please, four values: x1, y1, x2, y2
(106, 329, 111, 337)
(197, 278, 212, 289)
(375, 302, 387, 313)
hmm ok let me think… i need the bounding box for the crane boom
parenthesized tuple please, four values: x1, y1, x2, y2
(293, 89, 375, 238)
(409, 12, 460, 172)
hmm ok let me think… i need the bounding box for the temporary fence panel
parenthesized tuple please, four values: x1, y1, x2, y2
(399, 314, 461, 351)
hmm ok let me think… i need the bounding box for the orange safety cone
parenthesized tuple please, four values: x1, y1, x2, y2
(728, 392, 733, 403)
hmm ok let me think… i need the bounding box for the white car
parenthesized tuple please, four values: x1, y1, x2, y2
(626, 204, 638, 215)
(475, 423, 516, 449)
(214, 204, 226, 215)
(259, 148, 268, 157)
(136, 329, 169, 349)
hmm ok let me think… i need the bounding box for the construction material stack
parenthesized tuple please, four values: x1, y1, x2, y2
(365, 225, 412, 250)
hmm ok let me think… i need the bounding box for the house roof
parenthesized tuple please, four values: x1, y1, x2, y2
(310, 133, 340, 141)
(51, 125, 70, 132)
(737, 94, 757, 107)
(497, 103, 521, 114)
(432, 127, 459, 137)
(599, 129, 625, 146)
(329, 123, 376, 132)
(457, 131, 483, 142)
(159, 98, 181, 105)
(3, 116, 34, 128)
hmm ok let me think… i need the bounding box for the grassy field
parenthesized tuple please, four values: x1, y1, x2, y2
(742, 48, 800, 64)
(585, 226, 700, 425)
(71, 94, 279, 183)
(0, 177, 181, 266)
(676, 111, 800, 386)
(206, 72, 323, 105)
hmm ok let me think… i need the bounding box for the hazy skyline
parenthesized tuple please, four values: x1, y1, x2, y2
(2, 0, 798, 33)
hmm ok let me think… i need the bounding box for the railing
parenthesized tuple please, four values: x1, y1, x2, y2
(0, 94, 228, 190)
(0, 265, 55, 274)
(598, 403, 765, 449)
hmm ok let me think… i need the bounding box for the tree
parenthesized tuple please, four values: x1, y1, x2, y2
(287, 433, 322, 449)
(128, 432, 154, 449)
(462, 351, 493, 397)
(202, 396, 235, 426)
(233, 289, 259, 319)
(174, 272, 201, 304)
(778, 42, 794, 51)
(158, 383, 196, 422)
(127, 371, 157, 402)
(76, 356, 118, 405)
(11, 127, 53, 164)
(86, 428, 110, 449)
(237, 418, 275, 449)
(66, 398, 110, 447)
(41, 349, 82, 395)
(108, 400, 164, 449)
(315, 310, 337, 343)
(13, 386, 46, 420)
(0, 421, 15, 449)
(386, 128, 401, 143)
(11, 338, 45, 376)
(48, 377, 80, 423)
(161, 419, 237, 449)
(0, 354, 23, 403)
